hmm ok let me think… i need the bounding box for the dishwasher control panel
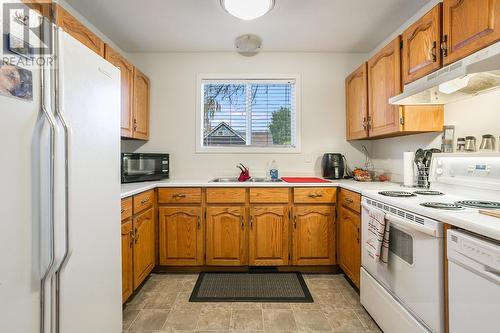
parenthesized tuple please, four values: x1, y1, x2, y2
(448, 230, 500, 271)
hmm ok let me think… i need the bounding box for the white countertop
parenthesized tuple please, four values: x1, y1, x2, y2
(121, 178, 500, 242)
(120, 178, 402, 198)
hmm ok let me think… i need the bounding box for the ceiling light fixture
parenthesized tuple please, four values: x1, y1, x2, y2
(220, 0, 275, 20)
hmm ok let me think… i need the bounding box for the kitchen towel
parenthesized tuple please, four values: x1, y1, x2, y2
(364, 205, 390, 264)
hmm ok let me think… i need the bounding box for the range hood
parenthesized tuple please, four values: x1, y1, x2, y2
(390, 41, 500, 105)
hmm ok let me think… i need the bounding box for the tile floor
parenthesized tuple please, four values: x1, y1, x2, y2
(123, 273, 381, 333)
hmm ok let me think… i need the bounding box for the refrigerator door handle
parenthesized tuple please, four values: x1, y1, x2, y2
(38, 16, 57, 333)
(52, 26, 72, 333)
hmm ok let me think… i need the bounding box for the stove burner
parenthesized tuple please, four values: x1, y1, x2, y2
(420, 202, 465, 210)
(379, 191, 416, 198)
(414, 190, 444, 196)
(455, 200, 500, 209)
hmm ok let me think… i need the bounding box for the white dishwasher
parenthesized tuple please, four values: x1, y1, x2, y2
(447, 230, 500, 333)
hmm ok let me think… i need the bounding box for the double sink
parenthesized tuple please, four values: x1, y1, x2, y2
(210, 177, 283, 183)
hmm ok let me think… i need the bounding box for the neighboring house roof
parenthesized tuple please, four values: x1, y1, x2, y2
(204, 122, 246, 146)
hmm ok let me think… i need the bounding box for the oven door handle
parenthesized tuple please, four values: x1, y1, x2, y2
(385, 213, 437, 237)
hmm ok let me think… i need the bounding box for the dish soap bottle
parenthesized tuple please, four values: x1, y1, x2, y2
(270, 160, 279, 181)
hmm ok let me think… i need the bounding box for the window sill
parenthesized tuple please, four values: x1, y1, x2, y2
(195, 146, 301, 154)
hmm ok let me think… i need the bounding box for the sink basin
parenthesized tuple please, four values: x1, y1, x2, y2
(209, 177, 283, 183)
(209, 177, 240, 183)
(248, 177, 283, 183)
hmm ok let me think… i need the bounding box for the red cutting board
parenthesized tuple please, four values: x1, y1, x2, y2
(281, 177, 331, 183)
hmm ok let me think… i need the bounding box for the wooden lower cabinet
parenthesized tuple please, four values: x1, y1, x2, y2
(338, 206, 361, 287)
(206, 206, 247, 266)
(121, 219, 134, 303)
(133, 207, 155, 288)
(249, 205, 290, 266)
(292, 205, 336, 265)
(159, 206, 204, 266)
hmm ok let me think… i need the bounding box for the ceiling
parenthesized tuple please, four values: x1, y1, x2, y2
(64, 0, 431, 53)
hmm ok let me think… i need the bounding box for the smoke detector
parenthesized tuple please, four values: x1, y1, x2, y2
(234, 34, 262, 57)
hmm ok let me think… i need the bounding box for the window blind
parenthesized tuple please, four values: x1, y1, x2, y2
(202, 79, 296, 148)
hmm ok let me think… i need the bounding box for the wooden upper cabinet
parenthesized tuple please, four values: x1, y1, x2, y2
(345, 63, 368, 140)
(121, 219, 134, 303)
(55, 5, 105, 57)
(159, 206, 203, 266)
(443, 0, 500, 65)
(105, 45, 134, 138)
(132, 68, 150, 140)
(132, 207, 155, 288)
(292, 205, 335, 266)
(249, 206, 289, 266)
(368, 36, 402, 138)
(206, 206, 247, 266)
(402, 4, 442, 84)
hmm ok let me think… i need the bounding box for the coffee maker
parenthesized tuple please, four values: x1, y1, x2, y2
(321, 153, 345, 180)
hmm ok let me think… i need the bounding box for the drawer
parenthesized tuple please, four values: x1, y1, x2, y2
(339, 189, 361, 213)
(206, 188, 246, 204)
(121, 197, 133, 221)
(294, 187, 337, 204)
(133, 190, 154, 214)
(158, 188, 202, 204)
(249, 188, 289, 203)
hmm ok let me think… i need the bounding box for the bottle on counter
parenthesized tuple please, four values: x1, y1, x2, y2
(270, 160, 279, 181)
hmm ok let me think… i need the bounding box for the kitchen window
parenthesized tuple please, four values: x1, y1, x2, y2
(196, 75, 300, 153)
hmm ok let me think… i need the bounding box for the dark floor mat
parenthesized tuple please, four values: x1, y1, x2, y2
(189, 272, 313, 302)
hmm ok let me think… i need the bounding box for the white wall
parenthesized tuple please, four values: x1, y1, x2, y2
(123, 52, 370, 179)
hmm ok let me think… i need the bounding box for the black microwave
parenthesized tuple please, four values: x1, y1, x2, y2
(121, 153, 169, 183)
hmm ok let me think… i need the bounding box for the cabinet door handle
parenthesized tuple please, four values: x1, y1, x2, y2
(250, 216, 253, 229)
(430, 41, 437, 62)
(344, 197, 354, 204)
(121, 208, 125, 213)
(240, 215, 244, 229)
(294, 216, 297, 229)
(173, 193, 187, 199)
(197, 216, 201, 229)
(134, 227, 139, 244)
(441, 35, 448, 57)
(308, 193, 323, 199)
(356, 226, 360, 244)
(129, 230, 134, 248)
(140, 199, 148, 205)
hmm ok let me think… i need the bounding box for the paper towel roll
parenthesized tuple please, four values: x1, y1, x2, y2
(403, 152, 415, 187)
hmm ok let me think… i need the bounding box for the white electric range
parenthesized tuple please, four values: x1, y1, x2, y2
(359, 153, 500, 333)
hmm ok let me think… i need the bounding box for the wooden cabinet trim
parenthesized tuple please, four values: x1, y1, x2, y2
(105, 44, 134, 138)
(121, 197, 133, 221)
(55, 5, 105, 57)
(294, 188, 337, 204)
(292, 205, 336, 266)
(443, 0, 500, 65)
(205, 206, 247, 266)
(249, 188, 290, 203)
(133, 190, 154, 214)
(132, 68, 150, 140)
(346, 63, 369, 140)
(402, 4, 442, 84)
(367, 36, 403, 138)
(158, 188, 202, 204)
(206, 188, 246, 204)
(158, 206, 204, 266)
(249, 205, 290, 266)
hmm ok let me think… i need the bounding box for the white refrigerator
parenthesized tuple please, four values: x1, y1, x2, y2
(0, 12, 122, 333)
